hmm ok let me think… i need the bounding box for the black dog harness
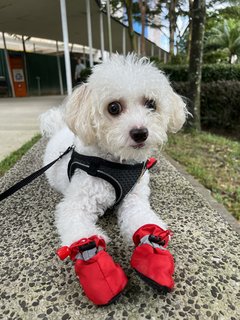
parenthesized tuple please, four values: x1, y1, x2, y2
(68, 150, 157, 206)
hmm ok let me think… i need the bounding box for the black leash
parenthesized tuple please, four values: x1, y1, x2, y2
(0, 145, 74, 202)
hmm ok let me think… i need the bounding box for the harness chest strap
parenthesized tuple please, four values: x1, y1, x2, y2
(67, 150, 157, 206)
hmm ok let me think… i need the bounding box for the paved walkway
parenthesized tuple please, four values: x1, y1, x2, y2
(0, 138, 239, 320)
(0, 96, 65, 161)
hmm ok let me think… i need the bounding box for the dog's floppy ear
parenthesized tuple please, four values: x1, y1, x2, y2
(64, 84, 95, 145)
(167, 91, 187, 133)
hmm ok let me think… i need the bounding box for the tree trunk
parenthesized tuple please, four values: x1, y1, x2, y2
(187, 0, 194, 62)
(169, 0, 177, 60)
(138, 0, 146, 56)
(124, 0, 137, 52)
(188, 0, 206, 130)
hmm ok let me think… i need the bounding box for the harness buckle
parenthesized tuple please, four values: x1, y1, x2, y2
(59, 145, 75, 160)
(146, 158, 157, 170)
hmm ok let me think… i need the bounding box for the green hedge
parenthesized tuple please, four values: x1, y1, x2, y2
(156, 64, 240, 82)
(173, 81, 240, 130)
(81, 64, 240, 83)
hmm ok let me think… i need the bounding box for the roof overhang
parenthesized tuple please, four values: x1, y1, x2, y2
(0, 0, 161, 56)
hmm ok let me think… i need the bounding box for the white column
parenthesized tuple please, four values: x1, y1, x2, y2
(151, 44, 154, 57)
(83, 46, 86, 67)
(22, 35, 29, 95)
(60, 0, 72, 95)
(56, 41, 64, 95)
(106, 0, 112, 56)
(137, 36, 141, 56)
(122, 27, 126, 56)
(100, 11, 105, 61)
(164, 51, 167, 64)
(158, 48, 161, 60)
(86, 0, 93, 67)
(2, 32, 15, 97)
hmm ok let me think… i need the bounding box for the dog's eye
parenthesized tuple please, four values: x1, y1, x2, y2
(108, 102, 122, 116)
(145, 99, 156, 111)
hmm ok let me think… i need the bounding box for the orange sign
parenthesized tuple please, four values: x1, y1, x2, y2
(9, 55, 27, 97)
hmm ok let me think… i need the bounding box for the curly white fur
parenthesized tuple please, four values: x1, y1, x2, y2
(41, 54, 187, 246)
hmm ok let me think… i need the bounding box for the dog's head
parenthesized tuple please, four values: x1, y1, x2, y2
(65, 54, 187, 161)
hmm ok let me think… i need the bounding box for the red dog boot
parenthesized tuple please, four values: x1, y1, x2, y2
(130, 224, 174, 293)
(57, 235, 128, 306)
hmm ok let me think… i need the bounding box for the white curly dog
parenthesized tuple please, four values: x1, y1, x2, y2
(41, 54, 187, 305)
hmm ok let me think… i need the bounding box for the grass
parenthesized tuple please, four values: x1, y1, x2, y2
(0, 134, 41, 177)
(164, 130, 240, 221)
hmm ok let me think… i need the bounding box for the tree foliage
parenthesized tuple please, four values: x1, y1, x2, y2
(205, 19, 240, 63)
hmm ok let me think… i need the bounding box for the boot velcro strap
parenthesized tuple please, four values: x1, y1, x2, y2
(148, 235, 166, 246)
(78, 241, 96, 252)
(139, 235, 167, 250)
(76, 241, 104, 261)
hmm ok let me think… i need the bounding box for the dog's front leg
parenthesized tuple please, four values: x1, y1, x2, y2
(55, 183, 111, 247)
(117, 172, 167, 242)
(55, 196, 108, 246)
(117, 172, 175, 293)
(54, 169, 122, 246)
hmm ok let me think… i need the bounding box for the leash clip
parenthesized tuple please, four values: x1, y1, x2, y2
(59, 145, 75, 160)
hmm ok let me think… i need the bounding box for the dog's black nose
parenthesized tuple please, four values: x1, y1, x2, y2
(130, 128, 149, 143)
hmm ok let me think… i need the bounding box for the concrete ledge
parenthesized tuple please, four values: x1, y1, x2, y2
(0, 138, 239, 320)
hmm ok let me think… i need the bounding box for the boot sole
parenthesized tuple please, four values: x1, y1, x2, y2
(100, 290, 123, 306)
(99, 283, 128, 307)
(134, 269, 171, 294)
